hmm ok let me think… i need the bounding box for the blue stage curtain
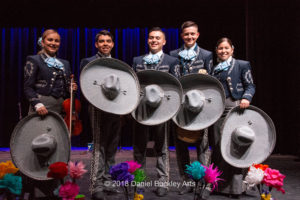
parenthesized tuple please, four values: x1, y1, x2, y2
(0, 27, 181, 147)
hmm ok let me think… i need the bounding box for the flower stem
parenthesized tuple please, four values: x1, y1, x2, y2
(194, 181, 198, 200)
(199, 182, 207, 199)
(257, 184, 262, 195)
(123, 186, 130, 200)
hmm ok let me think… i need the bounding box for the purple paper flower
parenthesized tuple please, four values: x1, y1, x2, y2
(109, 162, 134, 186)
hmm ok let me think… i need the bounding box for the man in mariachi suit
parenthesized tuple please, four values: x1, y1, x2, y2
(169, 21, 213, 195)
(132, 27, 180, 197)
(80, 30, 121, 200)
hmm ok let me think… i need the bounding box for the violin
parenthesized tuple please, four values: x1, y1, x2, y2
(63, 74, 82, 136)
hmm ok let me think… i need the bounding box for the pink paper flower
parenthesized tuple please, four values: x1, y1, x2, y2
(125, 160, 141, 173)
(68, 161, 87, 179)
(203, 163, 223, 191)
(262, 168, 285, 194)
(59, 181, 79, 200)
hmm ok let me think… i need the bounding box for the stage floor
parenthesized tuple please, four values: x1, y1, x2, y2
(1, 149, 299, 200)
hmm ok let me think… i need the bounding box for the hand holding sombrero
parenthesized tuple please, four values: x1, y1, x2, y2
(10, 111, 70, 181)
(220, 105, 276, 168)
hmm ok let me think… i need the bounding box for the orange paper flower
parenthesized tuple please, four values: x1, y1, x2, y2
(0, 160, 19, 179)
(252, 164, 269, 171)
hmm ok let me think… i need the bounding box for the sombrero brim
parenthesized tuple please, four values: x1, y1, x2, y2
(132, 70, 183, 126)
(220, 106, 276, 168)
(80, 58, 140, 115)
(10, 111, 70, 181)
(173, 74, 225, 131)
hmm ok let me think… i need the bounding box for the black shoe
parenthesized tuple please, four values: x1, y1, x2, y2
(156, 187, 168, 197)
(178, 185, 193, 195)
(92, 191, 107, 200)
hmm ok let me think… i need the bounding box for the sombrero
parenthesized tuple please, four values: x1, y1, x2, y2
(80, 58, 140, 115)
(10, 111, 70, 180)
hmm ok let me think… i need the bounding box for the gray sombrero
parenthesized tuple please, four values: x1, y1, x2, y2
(10, 111, 70, 181)
(80, 58, 140, 115)
(132, 70, 183, 126)
(173, 73, 225, 131)
(220, 105, 276, 168)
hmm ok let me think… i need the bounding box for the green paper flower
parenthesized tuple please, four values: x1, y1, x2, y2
(133, 169, 146, 183)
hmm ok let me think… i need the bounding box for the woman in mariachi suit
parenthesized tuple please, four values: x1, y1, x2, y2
(24, 29, 77, 116)
(210, 37, 255, 198)
(23, 29, 77, 199)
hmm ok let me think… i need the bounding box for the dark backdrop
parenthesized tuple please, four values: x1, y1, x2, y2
(0, 0, 299, 154)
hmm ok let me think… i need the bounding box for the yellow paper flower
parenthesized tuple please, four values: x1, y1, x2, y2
(134, 192, 144, 200)
(0, 160, 19, 179)
(261, 193, 271, 200)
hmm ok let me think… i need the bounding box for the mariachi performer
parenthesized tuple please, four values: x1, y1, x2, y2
(131, 27, 180, 197)
(21, 28, 76, 199)
(80, 56, 140, 200)
(169, 21, 213, 195)
(210, 37, 256, 198)
(172, 74, 225, 198)
(24, 29, 77, 116)
(80, 30, 126, 200)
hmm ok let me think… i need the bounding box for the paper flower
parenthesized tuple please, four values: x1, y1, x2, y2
(203, 163, 223, 191)
(133, 169, 146, 183)
(185, 161, 206, 181)
(69, 161, 87, 179)
(0, 160, 19, 179)
(125, 160, 141, 173)
(0, 173, 22, 195)
(109, 162, 134, 185)
(134, 192, 144, 200)
(261, 191, 271, 200)
(253, 164, 269, 171)
(262, 168, 285, 194)
(243, 166, 265, 190)
(47, 162, 68, 179)
(59, 181, 79, 200)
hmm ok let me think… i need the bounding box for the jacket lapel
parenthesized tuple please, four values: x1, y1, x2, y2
(227, 58, 236, 76)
